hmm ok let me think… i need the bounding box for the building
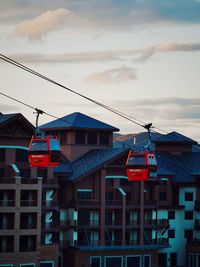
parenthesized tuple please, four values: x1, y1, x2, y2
(0, 113, 59, 267)
(0, 111, 200, 267)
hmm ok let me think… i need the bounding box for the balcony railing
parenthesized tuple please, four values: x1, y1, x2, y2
(75, 240, 100, 246)
(105, 240, 122, 246)
(126, 240, 138, 245)
(126, 220, 139, 227)
(0, 200, 15, 207)
(0, 222, 14, 230)
(42, 200, 58, 208)
(105, 200, 123, 206)
(105, 219, 122, 226)
(20, 200, 37, 207)
(0, 178, 16, 184)
(78, 220, 99, 227)
(68, 199, 101, 206)
(20, 222, 37, 229)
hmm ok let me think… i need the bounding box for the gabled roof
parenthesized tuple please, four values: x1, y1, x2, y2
(55, 147, 129, 181)
(40, 112, 119, 132)
(0, 113, 18, 125)
(0, 113, 35, 131)
(153, 131, 197, 145)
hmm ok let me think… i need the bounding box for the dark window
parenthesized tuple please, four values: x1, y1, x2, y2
(158, 253, 167, 267)
(0, 236, 14, 252)
(78, 210, 90, 225)
(185, 211, 193, 220)
(184, 229, 193, 241)
(99, 132, 109, 146)
(60, 131, 67, 145)
(144, 255, 151, 267)
(120, 178, 129, 186)
(168, 229, 175, 238)
(0, 148, 5, 162)
(87, 131, 97, 145)
(20, 212, 37, 229)
(19, 235, 36, 252)
(0, 168, 5, 177)
(170, 253, 177, 266)
(75, 131, 86, 145)
(77, 191, 91, 200)
(37, 168, 47, 178)
(159, 191, 167, 201)
(105, 191, 113, 204)
(185, 192, 193, 201)
(21, 264, 35, 267)
(105, 257, 122, 267)
(127, 256, 140, 267)
(90, 257, 101, 267)
(16, 149, 28, 162)
(168, 210, 175, 220)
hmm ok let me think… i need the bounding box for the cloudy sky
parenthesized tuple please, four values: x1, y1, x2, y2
(0, 0, 200, 141)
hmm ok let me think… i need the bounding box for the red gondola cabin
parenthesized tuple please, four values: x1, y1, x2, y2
(126, 149, 157, 181)
(28, 135, 61, 167)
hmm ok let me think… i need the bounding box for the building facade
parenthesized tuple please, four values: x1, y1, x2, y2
(0, 111, 200, 267)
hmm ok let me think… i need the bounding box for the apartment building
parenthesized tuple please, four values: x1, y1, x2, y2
(1, 111, 200, 267)
(0, 113, 59, 267)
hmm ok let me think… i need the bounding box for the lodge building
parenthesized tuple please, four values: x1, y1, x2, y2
(0, 112, 200, 267)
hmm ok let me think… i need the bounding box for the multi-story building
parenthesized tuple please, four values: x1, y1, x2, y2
(0, 113, 59, 267)
(1, 111, 200, 267)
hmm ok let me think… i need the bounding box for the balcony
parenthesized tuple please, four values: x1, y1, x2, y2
(42, 221, 59, 232)
(42, 200, 58, 210)
(126, 220, 139, 228)
(75, 240, 100, 246)
(0, 221, 14, 230)
(20, 200, 37, 207)
(78, 220, 99, 228)
(105, 219, 122, 228)
(126, 240, 138, 245)
(105, 200, 123, 206)
(67, 199, 100, 207)
(0, 178, 16, 184)
(0, 200, 15, 207)
(105, 240, 122, 246)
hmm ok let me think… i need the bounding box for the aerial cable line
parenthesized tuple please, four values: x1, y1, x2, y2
(0, 54, 168, 135)
(0, 54, 148, 129)
(0, 90, 136, 149)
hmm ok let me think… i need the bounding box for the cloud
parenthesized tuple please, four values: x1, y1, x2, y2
(15, 8, 78, 40)
(113, 97, 200, 120)
(136, 43, 200, 62)
(85, 66, 137, 84)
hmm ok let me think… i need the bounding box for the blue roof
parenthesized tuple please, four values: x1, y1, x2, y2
(40, 112, 119, 131)
(154, 131, 197, 145)
(55, 148, 129, 181)
(0, 113, 18, 125)
(156, 151, 200, 183)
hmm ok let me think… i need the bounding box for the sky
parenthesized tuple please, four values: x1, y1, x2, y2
(0, 0, 200, 142)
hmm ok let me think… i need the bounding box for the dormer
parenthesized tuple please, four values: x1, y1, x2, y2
(153, 131, 197, 154)
(40, 112, 119, 161)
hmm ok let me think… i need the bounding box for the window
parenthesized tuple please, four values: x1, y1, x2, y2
(188, 253, 195, 267)
(87, 131, 97, 145)
(126, 256, 141, 267)
(184, 229, 193, 241)
(16, 149, 28, 162)
(170, 253, 177, 267)
(105, 191, 113, 204)
(144, 255, 151, 267)
(185, 211, 193, 220)
(0, 168, 5, 178)
(60, 131, 67, 145)
(75, 131, 86, 145)
(168, 210, 175, 220)
(185, 192, 193, 201)
(105, 256, 122, 267)
(77, 191, 91, 200)
(159, 191, 167, 201)
(0, 148, 5, 162)
(168, 229, 175, 238)
(20, 235, 36, 252)
(99, 132, 109, 146)
(90, 256, 101, 267)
